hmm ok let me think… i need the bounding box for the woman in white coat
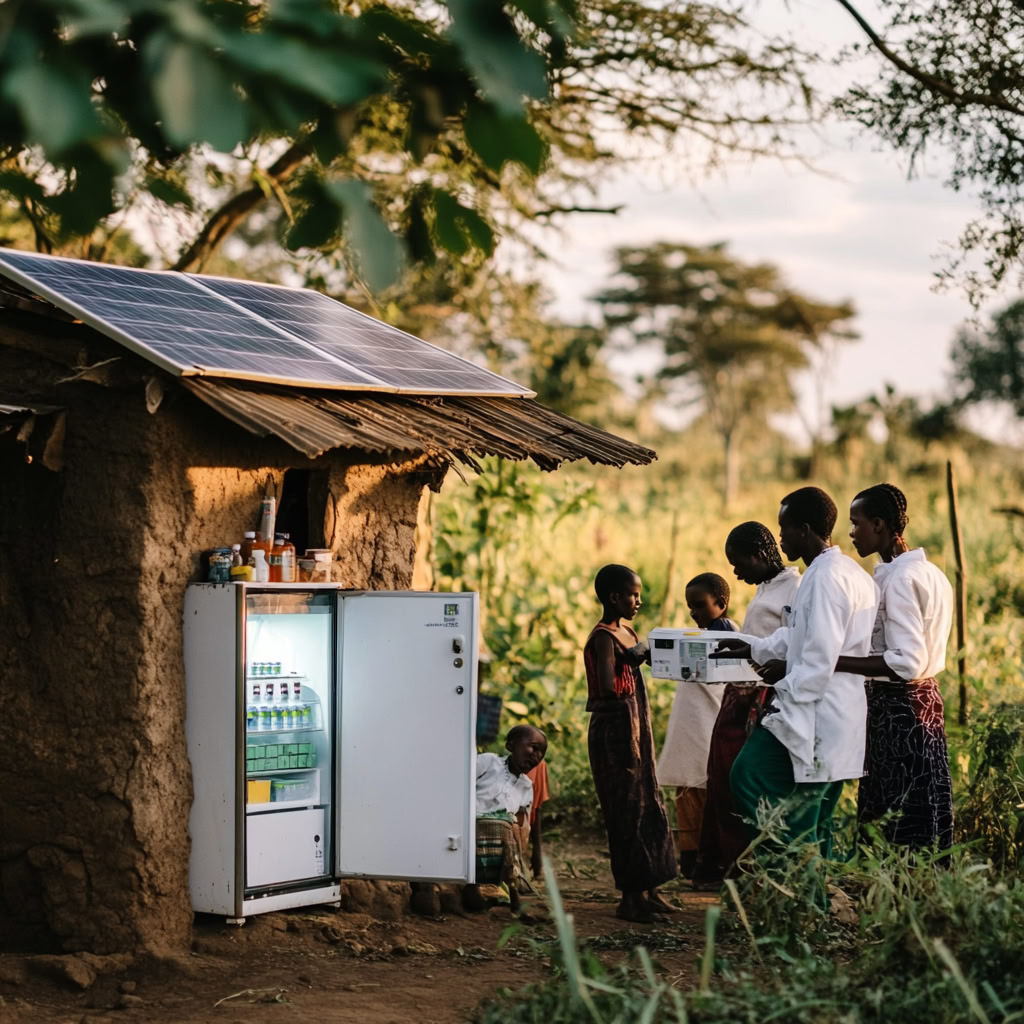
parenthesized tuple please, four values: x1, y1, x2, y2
(840, 483, 954, 849)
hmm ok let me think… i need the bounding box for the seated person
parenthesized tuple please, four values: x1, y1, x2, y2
(468, 724, 548, 911)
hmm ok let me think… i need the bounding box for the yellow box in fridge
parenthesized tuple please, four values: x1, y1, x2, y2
(247, 780, 271, 803)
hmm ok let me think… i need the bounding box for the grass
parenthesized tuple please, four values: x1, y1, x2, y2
(426, 428, 1024, 1022)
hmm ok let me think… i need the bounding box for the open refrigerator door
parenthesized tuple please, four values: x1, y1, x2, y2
(335, 592, 478, 883)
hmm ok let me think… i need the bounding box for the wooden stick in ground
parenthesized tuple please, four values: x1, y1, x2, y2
(946, 460, 968, 726)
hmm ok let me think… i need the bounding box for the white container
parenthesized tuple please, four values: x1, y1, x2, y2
(251, 549, 269, 582)
(648, 628, 762, 684)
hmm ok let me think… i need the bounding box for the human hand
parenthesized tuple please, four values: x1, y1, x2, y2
(627, 641, 651, 666)
(757, 659, 786, 685)
(710, 639, 752, 660)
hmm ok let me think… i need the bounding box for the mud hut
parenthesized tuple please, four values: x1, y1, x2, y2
(0, 256, 654, 956)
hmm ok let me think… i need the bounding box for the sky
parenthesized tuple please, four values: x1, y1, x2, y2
(515, 0, 1012, 441)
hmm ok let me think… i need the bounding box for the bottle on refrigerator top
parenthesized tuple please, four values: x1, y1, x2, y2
(259, 496, 276, 548)
(240, 531, 257, 565)
(281, 535, 296, 582)
(251, 549, 269, 583)
(269, 535, 285, 583)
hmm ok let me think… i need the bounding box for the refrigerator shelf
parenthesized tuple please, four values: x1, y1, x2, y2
(246, 767, 318, 777)
(245, 725, 322, 737)
(246, 673, 308, 681)
(246, 798, 321, 814)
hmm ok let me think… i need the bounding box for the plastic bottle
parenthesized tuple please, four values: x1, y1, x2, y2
(247, 683, 260, 731)
(230, 543, 242, 568)
(269, 535, 285, 583)
(240, 531, 256, 565)
(251, 548, 269, 583)
(259, 496, 276, 548)
(281, 534, 296, 583)
(278, 681, 289, 729)
(259, 684, 272, 730)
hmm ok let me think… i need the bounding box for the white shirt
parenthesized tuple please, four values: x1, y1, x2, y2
(870, 548, 953, 681)
(750, 546, 878, 783)
(743, 567, 802, 637)
(475, 753, 533, 817)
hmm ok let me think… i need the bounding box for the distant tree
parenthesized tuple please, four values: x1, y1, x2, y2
(951, 299, 1024, 417)
(868, 382, 923, 463)
(830, 399, 874, 476)
(833, 0, 1024, 301)
(596, 242, 857, 506)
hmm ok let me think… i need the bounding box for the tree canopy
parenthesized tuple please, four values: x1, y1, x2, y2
(596, 241, 857, 504)
(952, 298, 1024, 418)
(0, 0, 815, 296)
(834, 0, 1024, 302)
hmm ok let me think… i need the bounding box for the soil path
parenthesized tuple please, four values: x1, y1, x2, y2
(0, 835, 726, 1024)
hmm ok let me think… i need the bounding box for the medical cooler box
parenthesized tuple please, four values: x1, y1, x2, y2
(648, 628, 762, 684)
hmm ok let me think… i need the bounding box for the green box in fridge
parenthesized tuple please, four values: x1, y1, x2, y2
(288, 755, 298, 768)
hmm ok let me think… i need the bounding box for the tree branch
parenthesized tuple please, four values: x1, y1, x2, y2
(833, 0, 1024, 117)
(169, 141, 312, 272)
(531, 204, 624, 218)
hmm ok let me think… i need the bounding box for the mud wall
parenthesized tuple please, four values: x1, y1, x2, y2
(0, 318, 444, 955)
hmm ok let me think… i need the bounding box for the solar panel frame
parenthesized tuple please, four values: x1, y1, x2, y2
(0, 249, 535, 398)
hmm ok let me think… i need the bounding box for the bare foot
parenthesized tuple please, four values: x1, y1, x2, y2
(646, 889, 680, 913)
(615, 894, 655, 924)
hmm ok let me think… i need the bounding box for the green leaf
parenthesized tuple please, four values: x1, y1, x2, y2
(432, 190, 494, 257)
(149, 36, 248, 150)
(61, 0, 130, 36)
(49, 150, 117, 235)
(222, 34, 384, 106)
(326, 180, 404, 292)
(144, 174, 194, 210)
(3, 64, 100, 154)
(446, 0, 548, 113)
(0, 170, 47, 204)
(286, 191, 341, 250)
(465, 103, 544, 174)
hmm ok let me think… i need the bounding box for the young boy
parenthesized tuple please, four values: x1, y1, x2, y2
(468, 724, 548, 912)
(657, 573, 738, 877)
(584, 564, 678, 923)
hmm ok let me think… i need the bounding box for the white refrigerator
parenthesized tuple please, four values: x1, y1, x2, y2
(184, 584, 479, 922)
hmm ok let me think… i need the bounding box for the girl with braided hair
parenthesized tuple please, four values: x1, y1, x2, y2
(691, 522, 802, 887)
(840, 483, 954, 849)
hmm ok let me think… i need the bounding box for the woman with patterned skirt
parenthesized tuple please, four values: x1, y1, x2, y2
(584, 564, 678, 923)
(840, 483, 955, 849)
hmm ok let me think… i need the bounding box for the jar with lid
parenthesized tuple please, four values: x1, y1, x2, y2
(207, 547, 233, 583)
(305, 549, 332, 583)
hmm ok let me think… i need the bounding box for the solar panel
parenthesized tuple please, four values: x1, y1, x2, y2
(0, 248, 533, 397)
(191, 275, 533, 397)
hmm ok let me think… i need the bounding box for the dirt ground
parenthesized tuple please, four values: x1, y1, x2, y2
(0, 833, 726, 1024)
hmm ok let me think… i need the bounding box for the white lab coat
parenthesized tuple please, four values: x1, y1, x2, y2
(870, 548, 953, 681)
(742, 567, 803, 637)
(750, 547, 877, 783)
